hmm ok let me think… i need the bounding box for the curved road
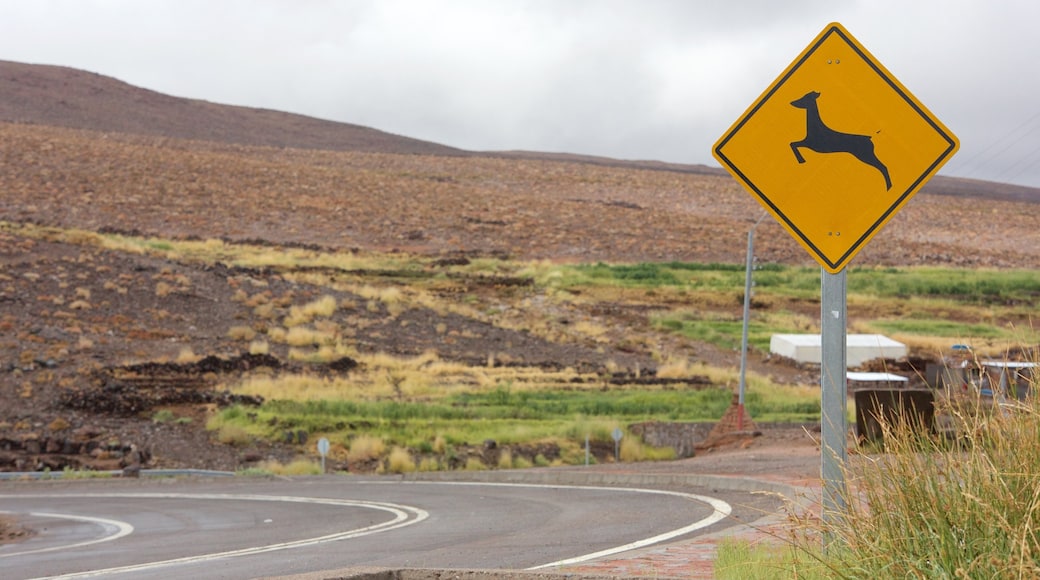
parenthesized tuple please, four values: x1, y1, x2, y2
(0, 475, 776, 579)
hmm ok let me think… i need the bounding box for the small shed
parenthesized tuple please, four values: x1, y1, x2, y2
(981, 361, 1039, 401)
(770, 334, 907, 367)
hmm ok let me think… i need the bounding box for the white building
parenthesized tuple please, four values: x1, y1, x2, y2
(769, 334, 907, 367)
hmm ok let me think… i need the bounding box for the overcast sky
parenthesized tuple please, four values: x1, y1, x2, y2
(2, 1, 1039, 188)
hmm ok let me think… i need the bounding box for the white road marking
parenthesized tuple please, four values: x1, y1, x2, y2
(528, 487, 731, 569)
(0, 511, 134, 557)
(0, 493, 428, 580)
(388, 481, 733, 570)
(0, 481, 733, 576)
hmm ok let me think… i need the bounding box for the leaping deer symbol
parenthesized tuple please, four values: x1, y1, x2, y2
(790, 91, 891, 190)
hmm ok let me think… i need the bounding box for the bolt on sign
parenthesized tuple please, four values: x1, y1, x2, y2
(713, 22, 959, 273)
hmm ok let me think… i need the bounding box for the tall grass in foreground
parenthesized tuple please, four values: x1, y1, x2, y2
(822, 396, 1040, 578)
(723, 377, 1040, 579)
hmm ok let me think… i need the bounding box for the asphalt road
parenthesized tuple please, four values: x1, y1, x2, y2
(0, 474, 778, 579)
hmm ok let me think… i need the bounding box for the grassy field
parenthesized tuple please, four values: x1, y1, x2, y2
(8, 222, 1039, 471)
(176, 234, 1036, 469)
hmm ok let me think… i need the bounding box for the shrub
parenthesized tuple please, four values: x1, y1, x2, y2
(619, 437, 643, 462)
(418, 457, 441, 472)
(256, 459, 322, 476)
(152, 409, 175, 423)
(267, 327, 287, 343)
(432, 435, 447, 454)
(386, 446, 416, 473)
(176, 347, 199, 363)
(254, 302, 276, 319)
(464, 457, 487, 471)
(348, 435, 385, 463)
(306, 295, 339, 317)
(285, 326, 334, 347)
(228, 326, 257, 341)
(284, 295, 338, 326)
(215, 424, 251, 446)
(248, 339, 270, 355)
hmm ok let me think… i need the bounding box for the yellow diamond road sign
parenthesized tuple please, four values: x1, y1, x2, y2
(713, 22, 959, 273)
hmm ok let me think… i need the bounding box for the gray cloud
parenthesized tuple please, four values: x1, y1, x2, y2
(1, 0, 1038, 186)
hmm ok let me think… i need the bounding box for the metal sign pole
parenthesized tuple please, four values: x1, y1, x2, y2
(737, 229, 754, 431)
(820, 267, 848, 546)
(738, 214, 766, 430)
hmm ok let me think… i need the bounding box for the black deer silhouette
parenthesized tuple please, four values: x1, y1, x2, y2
(790, 91, 891, 190)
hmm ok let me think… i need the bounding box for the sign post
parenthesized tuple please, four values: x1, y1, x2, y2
(712, 22, 958, 542)
(738, 214, 766, 430)
(820, 269, 848, 519)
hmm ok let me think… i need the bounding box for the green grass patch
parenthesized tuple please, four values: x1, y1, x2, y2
(449, 384, 735, 420)
(652, 312, 802, 353)
(544, 260, 1040, 309)
(548, 261, 785, 290)
(214, 378, 820, 459)
(867, 317, 1013, 338)
(714, 539, 832, 579)
(847, 266, 1040, 304)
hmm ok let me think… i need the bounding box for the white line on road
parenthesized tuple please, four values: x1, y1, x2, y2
(528, 486, 731, 569)
(2, 482, 733, 577)
(385, 481, 733, 570)
(0, 511, 134, 557)
(0, 493, 428, 580)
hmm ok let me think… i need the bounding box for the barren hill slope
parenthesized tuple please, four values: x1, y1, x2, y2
(2, 122, 1039, 269)
(0, 59, 463, 156)
(3, 59, 1038, 203)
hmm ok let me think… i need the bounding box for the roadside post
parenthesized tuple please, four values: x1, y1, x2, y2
(738, 213, 766, 430)
(712, 22, 958, 546)
(612, 428, 623, 463)
(317, 437, 330, 473)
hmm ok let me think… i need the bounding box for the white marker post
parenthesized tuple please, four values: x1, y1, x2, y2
(317, 437, 330, 473)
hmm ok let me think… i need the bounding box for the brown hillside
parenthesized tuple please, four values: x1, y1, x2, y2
(2, 122, 1039, 269)
(0, 60, 463, 156)
(3, 59, 1038, 204)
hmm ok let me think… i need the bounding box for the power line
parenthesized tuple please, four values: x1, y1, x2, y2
(992, 139, 1040, 185)
(949, 109, 1040, 182)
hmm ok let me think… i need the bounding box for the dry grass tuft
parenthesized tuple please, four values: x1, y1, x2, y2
(284, 295, 338, 327)
(464, 457, 487, 471)
(348, 435, 385, 463)
(497, 448, 514, 469)
(227, 326, 256, 341)
(247, 339, 269, 355)
(255, 458, 322, 476)
(386, 446, 416, 473)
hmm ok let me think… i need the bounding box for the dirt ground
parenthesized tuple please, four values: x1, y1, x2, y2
(0, 514, 33, 544)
